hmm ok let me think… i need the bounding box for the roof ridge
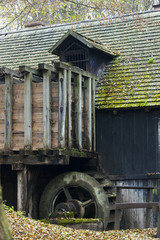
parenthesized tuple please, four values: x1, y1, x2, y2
(0, 9, 160, 36)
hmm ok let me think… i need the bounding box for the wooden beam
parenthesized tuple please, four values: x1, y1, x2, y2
(59, 69, 67, 148)
(38, 63, 56, 73)
(67, 70, 72, 148)
(43, 69, 51, 149)
(92, 78, 96, 151)
(24, 72, 32, 150)
(0, 67, 23, 78)
(114, 187, 121, 230)
(115, 202, 159, 210)
(75, 74, 82, 150)
(4, 74, 13, 150)
(84, 77, 92, 151)
(145, 188, 153, 227)
(17, 166, 28, 212)
(19, 65, 40, 76)
(116, 186, 159, 189)
(55, 62, 97, 79)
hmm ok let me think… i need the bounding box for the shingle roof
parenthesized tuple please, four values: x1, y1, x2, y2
(0, 10, 160, 109)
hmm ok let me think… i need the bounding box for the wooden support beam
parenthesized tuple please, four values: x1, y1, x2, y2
(43, 69, 51, 149)
(92, 78, 96, 151)
(4, 74, 13, 150)
(145, 188, 153, 228)
(114, 187, 121, 230)
(67, 70, 72, 148)
(17, 166, 28, 212)
(19, 65, 40, 76)
(84, 77, 92, 151)
(55, 62, 97, 79)
(0, 67, 23, 78)
(59, 69, 67, 148)
(115, 202, 159, 210)
(38, 63, 56, 73)
(24, 72, 32, 150)
(75, 74, 82, 150)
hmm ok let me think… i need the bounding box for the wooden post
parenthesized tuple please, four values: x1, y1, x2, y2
(84, 77, 92, 151)
(43, 69, 51, 149)
(145, 188, 152, 228)
(92, 78, 96, 151)
(75, 74, 82, 150)
(114, 187, 121, 230)
(67, 70, 72, 148)
(17, 166, 28, 212)
(59, 69, 67, 148)
(24, 72, 32, 150)
(4, 73, 13, 150)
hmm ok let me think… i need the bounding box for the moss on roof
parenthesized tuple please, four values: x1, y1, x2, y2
(0, 11, 160, 109)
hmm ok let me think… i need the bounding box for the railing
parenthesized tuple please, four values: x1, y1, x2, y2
(114, 185, 160, 237)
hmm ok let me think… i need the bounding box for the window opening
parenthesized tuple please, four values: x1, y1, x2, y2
(60, 42, 89, 71)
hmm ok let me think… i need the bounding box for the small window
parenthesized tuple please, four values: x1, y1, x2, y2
(60, 41, 89, 71)
(49, 30, 117, 75)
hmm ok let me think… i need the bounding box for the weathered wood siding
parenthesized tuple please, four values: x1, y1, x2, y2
(96, 108, 160, 177)
(0, 81, 59, 150)
(51, 82, 59, 148)
(12, 84, 24, 150)
(32, 82, 43, 149)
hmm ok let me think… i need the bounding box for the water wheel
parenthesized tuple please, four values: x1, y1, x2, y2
(39, 171, 110, 229)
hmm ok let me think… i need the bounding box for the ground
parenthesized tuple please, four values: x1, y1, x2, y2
(5, 206, 160, 239)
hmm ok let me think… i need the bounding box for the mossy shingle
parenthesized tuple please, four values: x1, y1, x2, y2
(0, 11, 160, 109)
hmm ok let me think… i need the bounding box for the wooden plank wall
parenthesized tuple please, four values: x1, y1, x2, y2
(0, 77, 59, 151)
(32, 82, 43, 149)
(51, 82, 59, 148)
(0, 63, 95, 153)
(12, 84, 24, 150)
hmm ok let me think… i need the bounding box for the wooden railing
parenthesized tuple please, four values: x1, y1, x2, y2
(114, 185, 160, 237)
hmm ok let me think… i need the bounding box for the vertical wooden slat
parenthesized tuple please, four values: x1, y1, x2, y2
(4, 73, 13, 150)
(84, 77, 92, 151)
(114, 187, 121, 230)
(92, 77, 96, 151)
(24, 72, 32, 150)
(59, 69, 67, 148)
(145, 188, 153, 227)
(67, 70, 72, 148)
(43, 69, 51, 149)
(17, 167, 27, 211)
(75, 74, 82, 150)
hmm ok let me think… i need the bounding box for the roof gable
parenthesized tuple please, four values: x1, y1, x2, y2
(49, 30, 117, 57)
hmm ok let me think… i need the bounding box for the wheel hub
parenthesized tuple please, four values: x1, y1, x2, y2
(55, 200, 85, 218)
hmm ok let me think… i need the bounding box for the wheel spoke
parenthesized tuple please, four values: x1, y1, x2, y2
(82, 199, 94, 208)
(63, 187, 72, 200)
(77, 189, 85, 201)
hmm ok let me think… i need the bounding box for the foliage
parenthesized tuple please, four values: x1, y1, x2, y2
(0, 0, 153, 31)
(5, 206, 159, 239)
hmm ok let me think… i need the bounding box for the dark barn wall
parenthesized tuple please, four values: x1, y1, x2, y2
(96, 108, 160, 177)
(96, 108, 160, 228)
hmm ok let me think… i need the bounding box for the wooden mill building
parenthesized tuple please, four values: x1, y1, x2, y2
(0, 7, 160, 229)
